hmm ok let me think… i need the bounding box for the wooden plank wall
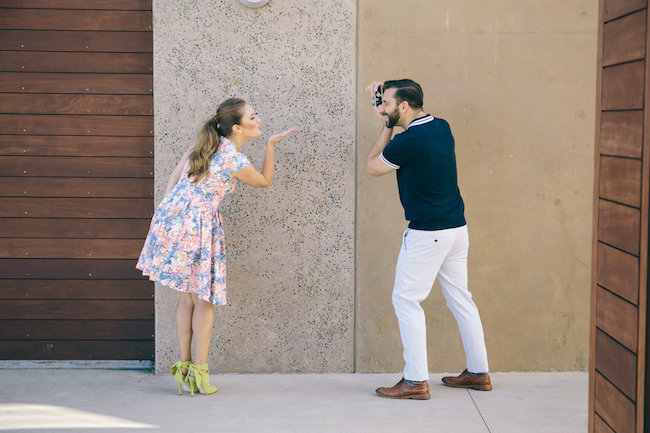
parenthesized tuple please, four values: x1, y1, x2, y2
(591, 0, 650, 432)
(0, 1, 154, 361)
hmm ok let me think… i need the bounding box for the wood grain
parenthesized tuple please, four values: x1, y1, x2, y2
(598, 199, 640, 255)
(0, 259, 145, 279)
(0, 114, 153, 136)
(0, 135, 153, 157)
(0, 1, 151, 10)
(0, 177, 154, 198)
(596, 328, 637, 400)
(0, 156, 153, 177)
(594, 372, 636, 433)
(0, 320, 154, 340)
(597, 242, 639, 304)
(603, 9, 646, 66)
(0, 94, 153, 115)
(0, 72, 153, 95)
(0, 9, 152, 31)
(0, 198, 153, 218)
(604, 0, 647, 21)
(602, 61, 645, 110)
(0, 239, 145, 259)
(0, 299, 153, 319)
(597, 286, 638, 352)
(599, 156, 642, 207)
(0, 30, 152, 52)
(0, 218, 151, 239)
(0, 52, 153, 73)
(0, 279, 153, 299)
(600, 111, 644, 158)
(0, 340, 154, 360)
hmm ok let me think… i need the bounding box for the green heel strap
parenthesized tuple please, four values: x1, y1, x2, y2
(187, 363, 218, 395)
(170, 361, 195, 395)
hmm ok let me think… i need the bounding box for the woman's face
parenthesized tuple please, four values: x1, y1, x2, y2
(237, 104, 262, 139)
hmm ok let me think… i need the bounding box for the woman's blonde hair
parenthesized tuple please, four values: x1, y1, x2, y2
(187, 98, 246, 182)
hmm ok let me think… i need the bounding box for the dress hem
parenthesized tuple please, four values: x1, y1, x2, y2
(137, 266, 226, 306)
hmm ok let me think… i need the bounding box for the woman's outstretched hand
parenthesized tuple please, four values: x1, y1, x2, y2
(268, 127, 296, 147)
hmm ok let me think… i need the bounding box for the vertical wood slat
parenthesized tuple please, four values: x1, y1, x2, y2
(638, 4, 650, 431)
(591, 3, 607, 432)
(632, 4, 650, 432)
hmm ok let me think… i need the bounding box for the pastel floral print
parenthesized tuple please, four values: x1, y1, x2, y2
(137, 138, 250, 305)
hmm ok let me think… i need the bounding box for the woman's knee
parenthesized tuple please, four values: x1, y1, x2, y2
(195, 298, 215, 311)
(178, 292, 194, 306)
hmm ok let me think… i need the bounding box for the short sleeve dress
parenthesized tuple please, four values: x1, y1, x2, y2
(136, 138, 250, 305)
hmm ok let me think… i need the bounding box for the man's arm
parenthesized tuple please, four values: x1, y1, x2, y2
(366, 126, 396, 177)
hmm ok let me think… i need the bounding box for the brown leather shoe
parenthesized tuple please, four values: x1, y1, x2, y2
(375, 378, 430, 400)
(442, 370, 492, 391)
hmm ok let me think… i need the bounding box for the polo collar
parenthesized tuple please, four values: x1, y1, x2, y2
(406, 114, 434, 129)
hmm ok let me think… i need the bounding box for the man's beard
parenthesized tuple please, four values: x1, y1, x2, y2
(385, 107, 400, 128)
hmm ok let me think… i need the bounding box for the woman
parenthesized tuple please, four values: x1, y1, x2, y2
(137, 98, 294, 395)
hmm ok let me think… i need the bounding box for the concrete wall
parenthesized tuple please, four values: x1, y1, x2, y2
(356, 1, 598, 372)
(153, 0, 356, 373)
(152, 0, 598, 373)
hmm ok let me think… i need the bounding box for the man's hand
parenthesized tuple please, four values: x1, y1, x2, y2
(365, 81, 384, 96)
(365, 81, 385, 120)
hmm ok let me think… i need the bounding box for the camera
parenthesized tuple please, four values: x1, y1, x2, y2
(371, 85, 383, 107)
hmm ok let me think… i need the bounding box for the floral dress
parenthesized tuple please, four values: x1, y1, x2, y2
(136, 138, 250, 305)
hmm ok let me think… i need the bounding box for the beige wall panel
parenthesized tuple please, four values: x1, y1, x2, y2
(357, 1, 597, 372)
(153, 0, 355, 373)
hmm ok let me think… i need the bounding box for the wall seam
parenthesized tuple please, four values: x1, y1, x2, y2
(353, 0, 359, 374)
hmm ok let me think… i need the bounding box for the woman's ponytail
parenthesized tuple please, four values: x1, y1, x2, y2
(187, 98, 246, 182)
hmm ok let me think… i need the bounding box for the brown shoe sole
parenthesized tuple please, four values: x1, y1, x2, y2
(375, 391, 431, 400)
(442, 382, 492, 391)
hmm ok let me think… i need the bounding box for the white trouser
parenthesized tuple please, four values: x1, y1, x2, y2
(392, 225, 489, 381)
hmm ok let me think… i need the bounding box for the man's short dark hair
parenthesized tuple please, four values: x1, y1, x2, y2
(383, 79, 423, 110)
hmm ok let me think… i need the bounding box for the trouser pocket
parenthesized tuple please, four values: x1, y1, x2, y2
(403, 229, 409, 252)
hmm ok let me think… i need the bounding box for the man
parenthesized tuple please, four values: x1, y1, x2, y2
(366, 79, 491, 400)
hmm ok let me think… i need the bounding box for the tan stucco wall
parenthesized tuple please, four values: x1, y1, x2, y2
(356, 1, 598, 372)
(153, 0, 356, 373)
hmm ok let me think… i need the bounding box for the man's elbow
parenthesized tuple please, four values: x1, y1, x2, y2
(366, 161, 387, 177)
(366, 166, 382, 176)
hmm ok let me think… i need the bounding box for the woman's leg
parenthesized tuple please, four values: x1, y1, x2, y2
(191, 294, 215, 365)
(176, 292, 194, 368)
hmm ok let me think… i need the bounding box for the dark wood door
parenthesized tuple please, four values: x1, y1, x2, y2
(591, 1, 650, 432)
(0, 1, 155, 361)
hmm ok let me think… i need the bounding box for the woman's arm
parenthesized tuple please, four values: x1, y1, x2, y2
(164, 147, 193, 196)
(232, 128, 295, 188)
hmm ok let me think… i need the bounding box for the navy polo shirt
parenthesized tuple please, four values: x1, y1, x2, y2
(380, 115, 466, 231)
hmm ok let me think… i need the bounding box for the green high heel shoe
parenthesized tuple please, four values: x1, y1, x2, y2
(170, 361, 198, 395)
(186, 363, 218, 396)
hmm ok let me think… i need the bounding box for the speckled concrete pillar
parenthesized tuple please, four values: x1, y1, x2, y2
(152, 0, 355, 373)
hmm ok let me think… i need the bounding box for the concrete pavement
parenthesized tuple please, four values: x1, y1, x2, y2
(0, 370, 587, 433)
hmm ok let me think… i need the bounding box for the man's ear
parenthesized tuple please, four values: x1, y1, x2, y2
(399, 101, 409, 114)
